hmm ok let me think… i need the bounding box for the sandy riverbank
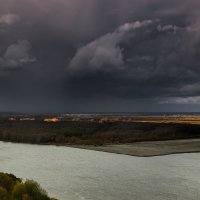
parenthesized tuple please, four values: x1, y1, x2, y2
(69, 139, 200, 157)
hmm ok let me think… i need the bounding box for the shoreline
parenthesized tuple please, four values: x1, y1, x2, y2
(67, 138, 200, 157)
(1, 138, 200, 157)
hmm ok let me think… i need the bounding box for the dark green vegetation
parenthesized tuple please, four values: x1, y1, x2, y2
(0, 120, 200, 145)
(0, 173, 57, 200)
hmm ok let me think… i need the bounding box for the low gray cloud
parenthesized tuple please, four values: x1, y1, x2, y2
(160, 96, 200, 105)
(0, 40, 36, 70)
(0, 14, 19, 25)
(68, 20, 153, 73)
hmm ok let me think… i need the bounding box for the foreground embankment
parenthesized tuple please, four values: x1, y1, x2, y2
(0, 172, 57, 200)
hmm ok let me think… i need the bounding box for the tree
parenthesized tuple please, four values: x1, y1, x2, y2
(0, 173, 20, 193)
(0, 186, 12, 200)
(12, 180, 50, 200)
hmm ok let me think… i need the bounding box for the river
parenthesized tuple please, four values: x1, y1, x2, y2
(0, 141, 200, 200)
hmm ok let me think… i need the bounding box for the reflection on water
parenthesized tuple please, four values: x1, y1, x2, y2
(0, 141, 200, 200)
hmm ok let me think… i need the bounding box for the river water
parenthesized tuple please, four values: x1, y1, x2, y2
(0, 141, 200, 200)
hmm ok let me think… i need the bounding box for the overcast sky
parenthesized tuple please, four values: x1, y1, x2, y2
(0, 0, 200, 113)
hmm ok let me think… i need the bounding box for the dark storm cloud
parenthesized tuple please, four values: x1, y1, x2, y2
(0, 0, 200, 112)
(66, 17, 200, 100)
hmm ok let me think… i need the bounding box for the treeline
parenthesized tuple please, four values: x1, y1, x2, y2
(0, 172, 57, 200)
(0, 121, 200, 145)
